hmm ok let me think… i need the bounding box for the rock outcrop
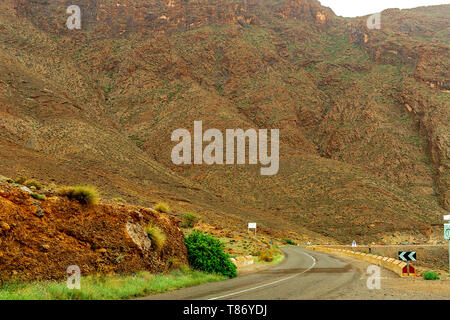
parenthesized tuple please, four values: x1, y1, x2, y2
(0, 181, 187, 281)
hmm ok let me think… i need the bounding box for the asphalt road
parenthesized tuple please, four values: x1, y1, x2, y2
(142, 247, 361, 300)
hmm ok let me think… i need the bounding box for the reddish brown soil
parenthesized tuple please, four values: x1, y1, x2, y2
(0, 181, 187, 281)
(0, 0, 447, 244)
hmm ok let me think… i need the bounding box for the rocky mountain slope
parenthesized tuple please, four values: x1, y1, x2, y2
(0, 0, 448, 243)
(0, 179, 187, 281)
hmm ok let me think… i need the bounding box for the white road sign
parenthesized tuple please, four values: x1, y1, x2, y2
(248, 223, 257, 229)
(444, 224, 450, 240)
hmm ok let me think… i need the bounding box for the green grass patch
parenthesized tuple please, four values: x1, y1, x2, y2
(0, 269, 225, 300)
(423, 271, 440, 280)
(281, 238, 296, 245)
(15, 177, 27, 184)
(153, 202, 170, 213)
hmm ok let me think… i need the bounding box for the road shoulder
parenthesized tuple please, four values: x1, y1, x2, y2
(308, 249, 450, 300)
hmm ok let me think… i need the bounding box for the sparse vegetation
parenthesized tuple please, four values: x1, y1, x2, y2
(56, 186, 99, 205)
(111, 197, 126, 204)
(185, 231, 237, 278)
(14, 177, 26, 184)
(24, 179, 42, 190)
(182, 212, 200, 228)
(423, 271, 440, 280)
(259, 249, 273, 262)
(144, 223, 167, 251)
(153, 202, 169, 213)
(0, 0, 448, 250)
(281, 239, 296, 245)
(257, 246, 283, 263)
(0, 269, 225, 300)
(31, 193, 46, 201)
(167, 257, 185, 270)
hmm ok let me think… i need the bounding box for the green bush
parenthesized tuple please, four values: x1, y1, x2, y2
(281, 238, 296, 245)
(259, 249, 274, 262)
(57, 185, 99, 205)
(182, 212, 200, 228)
(145, 224, 167, 251)
(185, 231, 237, 278)
(31, 193, 46, 201)
(24, 179, 42, 190)
(154, 202, 169, 213)
(423, 271, 440, 280)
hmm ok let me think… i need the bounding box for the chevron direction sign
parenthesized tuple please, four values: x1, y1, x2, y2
(398, 251, 416, 261)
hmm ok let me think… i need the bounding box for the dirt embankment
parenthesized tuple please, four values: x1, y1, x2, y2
(0, 181, 188, 281)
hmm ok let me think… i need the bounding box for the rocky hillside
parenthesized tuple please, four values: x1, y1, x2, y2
(0, 179, 187, 281)
(0, 0, 448, 243)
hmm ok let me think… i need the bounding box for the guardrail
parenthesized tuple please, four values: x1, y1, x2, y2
(306, 246, 416, 277)
(230, 256, 254, 268)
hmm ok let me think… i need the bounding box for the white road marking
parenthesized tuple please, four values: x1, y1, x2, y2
(208, 250, 317, 300)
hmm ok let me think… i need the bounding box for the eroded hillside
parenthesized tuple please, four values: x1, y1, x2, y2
(0, 0, 448, 243)
(0, 179, 188, 281)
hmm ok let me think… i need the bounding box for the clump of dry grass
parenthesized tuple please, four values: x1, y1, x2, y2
(57, 185, 99, 205)
(111, 197, 126, 204)
(258, 246, 282, 262)
(182, 212, 201, 228)
(31, 193, 46, 201)
(259, 249, 274, 262)
(153, 202, 169, 213)
(24, 179, 42, 190)
(15, 177, 27, 184)
(144, 223, 167, 251)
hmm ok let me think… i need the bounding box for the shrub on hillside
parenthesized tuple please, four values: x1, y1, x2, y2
(185, 231, 237, 278)
(167, 257, 185, 270)
(31, 193, 46, 201)
(259, 249, 274, 262)
(154, 202, 169, 213)
(24, 179, 42, 190)
(111, 197, 126, 204)
(57, 185, 99, 205)
(259, 246, 282, 262)
(182, 212, 200, 228)
(14, 177, 26, 184)
(281, 238, 296, 245)
(145, 224, 167, 251)
(423, 271, 440, 280)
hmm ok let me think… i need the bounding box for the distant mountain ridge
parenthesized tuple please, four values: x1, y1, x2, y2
(0, 0, 448, 243)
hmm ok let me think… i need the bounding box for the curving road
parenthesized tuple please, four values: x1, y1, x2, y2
(142, 247, 361, 300)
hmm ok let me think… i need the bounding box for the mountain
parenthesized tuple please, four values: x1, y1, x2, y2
(0, 0, 448, 243)
(0, 180, 188, 281)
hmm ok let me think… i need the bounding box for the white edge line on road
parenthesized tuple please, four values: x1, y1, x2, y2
(208, 251, 317, 300)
